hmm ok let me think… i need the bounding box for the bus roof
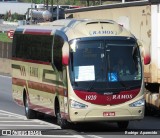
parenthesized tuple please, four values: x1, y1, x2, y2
(15, 19, 134, 41)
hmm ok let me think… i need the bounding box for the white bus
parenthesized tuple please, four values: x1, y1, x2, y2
(12, 19, 146, 129)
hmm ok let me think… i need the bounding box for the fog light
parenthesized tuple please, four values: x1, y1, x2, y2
(129, 98, 145, 107)
(70, 99, 88, 109)
(75, 112, 78, 115)
(138, 110, 142, 114)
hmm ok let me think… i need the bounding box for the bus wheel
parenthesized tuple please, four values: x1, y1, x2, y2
(144, 102, 148, 115)
(57, 112, 69, 129)
(24, 95, 36, 119)
(117, 121, 129, 129)
(56, 103, 69, 129)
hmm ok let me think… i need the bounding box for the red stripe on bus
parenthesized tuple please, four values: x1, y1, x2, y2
(12, 78, 67, 96)
(12, 57, 50, 65)
(24, 29, 52, 35)
(28, 80, 66, 96)
(12, 77, 26, 86)
(74, 88, 140, 105)
(30, 104, 55, 116)
(60, 112, 70, 120)
(14, 98, 69, 118)
(30, 104, 70, 119)
(14, 98, 55, 116)
(14, 98, 24, 106)
(28, 80, 56, 94)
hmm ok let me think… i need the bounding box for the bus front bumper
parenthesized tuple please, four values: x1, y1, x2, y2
(69, 106, 144, 122)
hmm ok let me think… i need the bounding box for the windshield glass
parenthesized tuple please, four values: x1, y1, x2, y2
(69, 37, 142, 94)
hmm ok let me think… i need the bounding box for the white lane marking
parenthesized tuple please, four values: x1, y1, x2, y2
(33, 119, 60, 128)
(87, 135, 103, 138)
(0, 110, 26, 119)
(0, 110, 60, 128)
(0, 120, 39, 123)
(80, 132, 103, 138)
(66, 130, 85, 138)
(0, 112, 24, 117)
(0, 117, 26, 119)
(0, 74, 11, 78)
(0, 110, 83, 137)
(0, 124, 55, 127)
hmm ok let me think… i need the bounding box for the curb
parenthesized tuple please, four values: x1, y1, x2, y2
(0, 72, 11, 77)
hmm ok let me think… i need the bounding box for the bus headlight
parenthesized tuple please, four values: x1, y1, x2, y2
(70, 99, 88, 109)
(129, 99, 145, 107)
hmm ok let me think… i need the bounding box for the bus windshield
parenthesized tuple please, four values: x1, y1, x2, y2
(69, 37, 142, 94)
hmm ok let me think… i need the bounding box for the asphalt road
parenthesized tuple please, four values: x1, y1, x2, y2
(0, 75, 160, 138)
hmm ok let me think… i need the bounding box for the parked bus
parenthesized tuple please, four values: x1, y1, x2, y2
(12, 19, 147, 129)
(65, 0, 160, 114)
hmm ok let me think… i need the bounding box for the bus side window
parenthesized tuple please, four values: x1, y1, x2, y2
(24, 35, 52, 62)
(14, 35, 27, 59)
(41, 36, 52, 62)
(13, 33, 52, 63)
(12, 34, 17, 58)
(53, 34, 64, 71)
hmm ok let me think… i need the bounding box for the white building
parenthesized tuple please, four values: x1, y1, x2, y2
(0, 2, 35, 15)
(0, 0, 18, 1)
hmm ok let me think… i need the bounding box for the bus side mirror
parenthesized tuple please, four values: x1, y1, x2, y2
(137, 40, 151, 65)
(143, 55, 151, 65)
(62, 42, 69, 65)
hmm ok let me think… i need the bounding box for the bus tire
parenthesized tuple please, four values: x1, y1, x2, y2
(144, 101, 149, 116)
(24, 94, 36, 119)
(117, 121, 129, 129)
(55, 99, 69, 129)
(57, 112, 69, 129)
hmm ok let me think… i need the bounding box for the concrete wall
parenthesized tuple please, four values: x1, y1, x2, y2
(0, 41, 12, 58)
(0, 41, 12, 76)
(0, 58, 11, 76)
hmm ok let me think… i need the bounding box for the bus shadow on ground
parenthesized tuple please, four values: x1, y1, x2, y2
(37, 112, 160, 132)
(39, 113, 125, 132)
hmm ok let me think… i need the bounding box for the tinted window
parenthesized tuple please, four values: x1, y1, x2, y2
(53, 34, 64, 71)
(12, 34, 53, 62)
(69, 38, 142, 94)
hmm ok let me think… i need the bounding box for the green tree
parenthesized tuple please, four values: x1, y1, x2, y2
(11, 13, 19, 21)
(3, 12, 8, 21)
(19, 0, 42, 3)
(18, 0, 85, 6)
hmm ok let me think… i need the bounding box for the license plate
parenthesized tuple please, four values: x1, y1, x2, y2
(103, 112, 115, 116)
